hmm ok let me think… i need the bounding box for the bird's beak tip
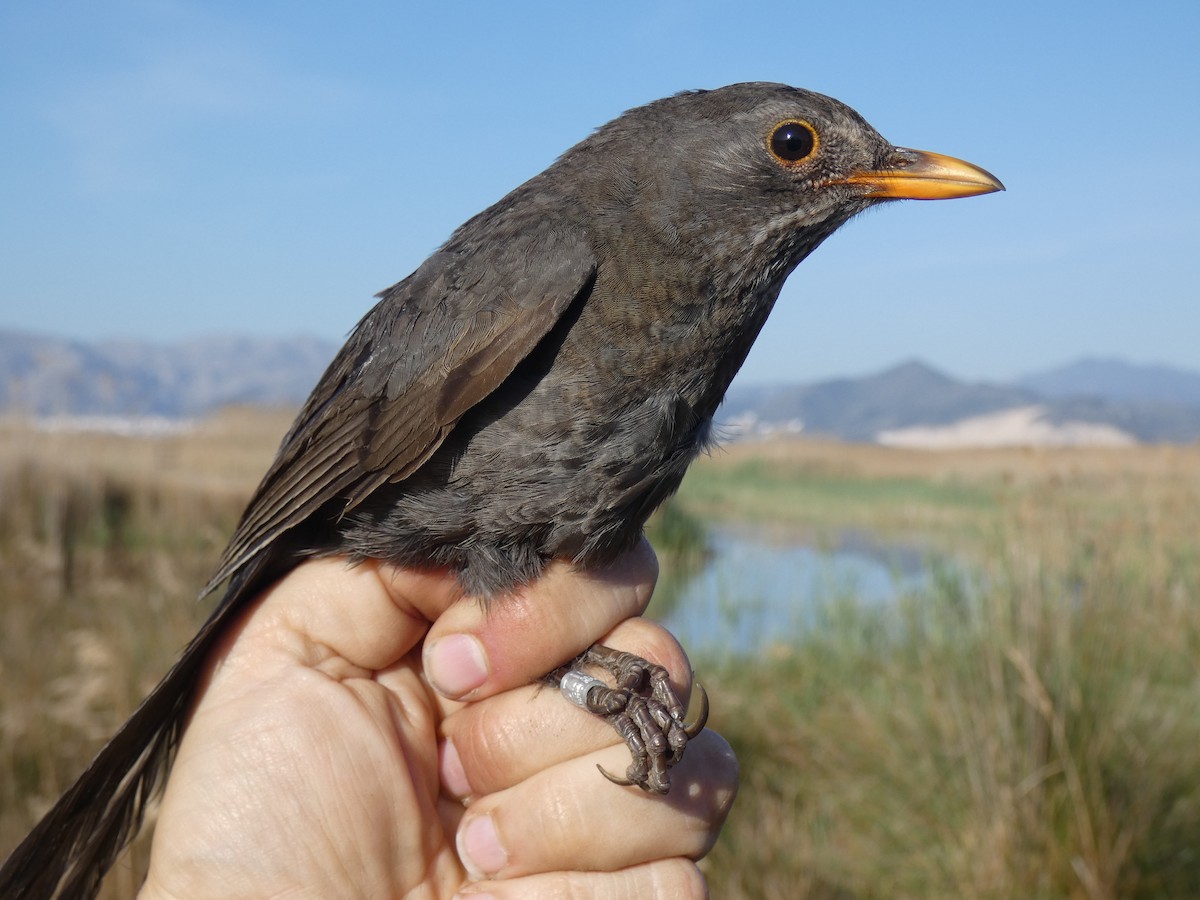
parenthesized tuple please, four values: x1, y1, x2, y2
(838, 148, 1004, 200)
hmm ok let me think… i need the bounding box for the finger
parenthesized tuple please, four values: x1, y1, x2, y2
(454, 729, 738, 881)
(440, 617, 694, 798)
(236, 557, 461, 674)
(457, 857, 708, 899)
(422, 537, 659, 701)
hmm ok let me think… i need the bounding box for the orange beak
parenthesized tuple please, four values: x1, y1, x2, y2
(835, 148, 1004, 200)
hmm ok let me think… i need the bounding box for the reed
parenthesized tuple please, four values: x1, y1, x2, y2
(701, 440, 1200, 898)
(1, 419, 1197, 897)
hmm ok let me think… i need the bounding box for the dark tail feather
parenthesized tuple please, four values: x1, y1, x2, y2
(0, 568, 262, 900)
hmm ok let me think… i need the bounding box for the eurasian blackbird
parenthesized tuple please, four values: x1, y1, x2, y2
(0, 82, 1002, 898)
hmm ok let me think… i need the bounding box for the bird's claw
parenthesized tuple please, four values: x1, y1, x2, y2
(683, 681, 709, 738)
(596, 763, 634, 786)
(557, 644, 706, 794)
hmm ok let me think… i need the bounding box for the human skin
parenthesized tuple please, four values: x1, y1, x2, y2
(138, 540, 738, 899)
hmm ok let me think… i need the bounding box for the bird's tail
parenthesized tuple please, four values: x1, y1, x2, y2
(0, 576, 252, 900)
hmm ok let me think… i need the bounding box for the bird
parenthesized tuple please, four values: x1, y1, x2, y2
(0, 82, 1002, 898)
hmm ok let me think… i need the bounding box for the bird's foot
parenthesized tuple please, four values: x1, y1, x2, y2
(555, 644, 708, 794)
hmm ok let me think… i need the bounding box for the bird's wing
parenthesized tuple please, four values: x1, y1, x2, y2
(204, 216, 596, 593)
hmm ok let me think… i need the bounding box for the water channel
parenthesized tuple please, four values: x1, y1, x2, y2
(649, 527, 944, 655)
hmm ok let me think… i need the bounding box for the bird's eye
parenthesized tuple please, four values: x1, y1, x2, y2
(768, 119, 818, 166)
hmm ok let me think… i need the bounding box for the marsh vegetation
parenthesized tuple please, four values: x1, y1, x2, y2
(1, 415, 1198, 898)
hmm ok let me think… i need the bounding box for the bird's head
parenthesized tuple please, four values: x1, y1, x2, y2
(565, 82, 1003, 286)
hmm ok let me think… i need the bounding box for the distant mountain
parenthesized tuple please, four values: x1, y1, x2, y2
(723, 361, 1040, 442)
(1017, 357, 1200, 409)
(2, 329, 1198, 445)
(0, 330, 338, 417)
(724, 360, 1200, 445)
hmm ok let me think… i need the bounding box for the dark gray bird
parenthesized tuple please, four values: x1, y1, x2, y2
(0, 82, 1002, 898)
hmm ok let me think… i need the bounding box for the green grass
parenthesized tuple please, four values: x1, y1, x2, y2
(674, 450, 1001, 548)
(2, 422, 1199, 898)
(697, 457, 1200, 899)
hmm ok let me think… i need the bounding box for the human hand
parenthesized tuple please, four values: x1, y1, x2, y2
(139, 540, 737, 899)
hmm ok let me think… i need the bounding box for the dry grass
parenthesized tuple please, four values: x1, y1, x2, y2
(0, 410, 290, 897)
(699, 439, 1200, 899)
(1, 421, 1198, 897)
(679, 436, 1200, 552)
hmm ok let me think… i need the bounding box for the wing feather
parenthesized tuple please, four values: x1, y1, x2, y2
(204, 213, 595, 594)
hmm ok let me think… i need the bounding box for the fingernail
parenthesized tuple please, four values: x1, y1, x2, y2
(426, 634, 488, 698)
(457, 813, 508, 880)
(440, 738, 471, 798)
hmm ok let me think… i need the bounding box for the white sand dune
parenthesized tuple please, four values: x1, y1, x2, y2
(877, 405, 1136, 449)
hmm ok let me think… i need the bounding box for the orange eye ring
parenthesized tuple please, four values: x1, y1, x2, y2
(768, 119, 819, 166)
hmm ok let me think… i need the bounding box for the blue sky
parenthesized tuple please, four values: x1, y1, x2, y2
(1, 0, 1197, 384)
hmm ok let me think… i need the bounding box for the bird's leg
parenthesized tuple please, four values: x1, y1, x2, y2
(553, 644, 708, 794)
